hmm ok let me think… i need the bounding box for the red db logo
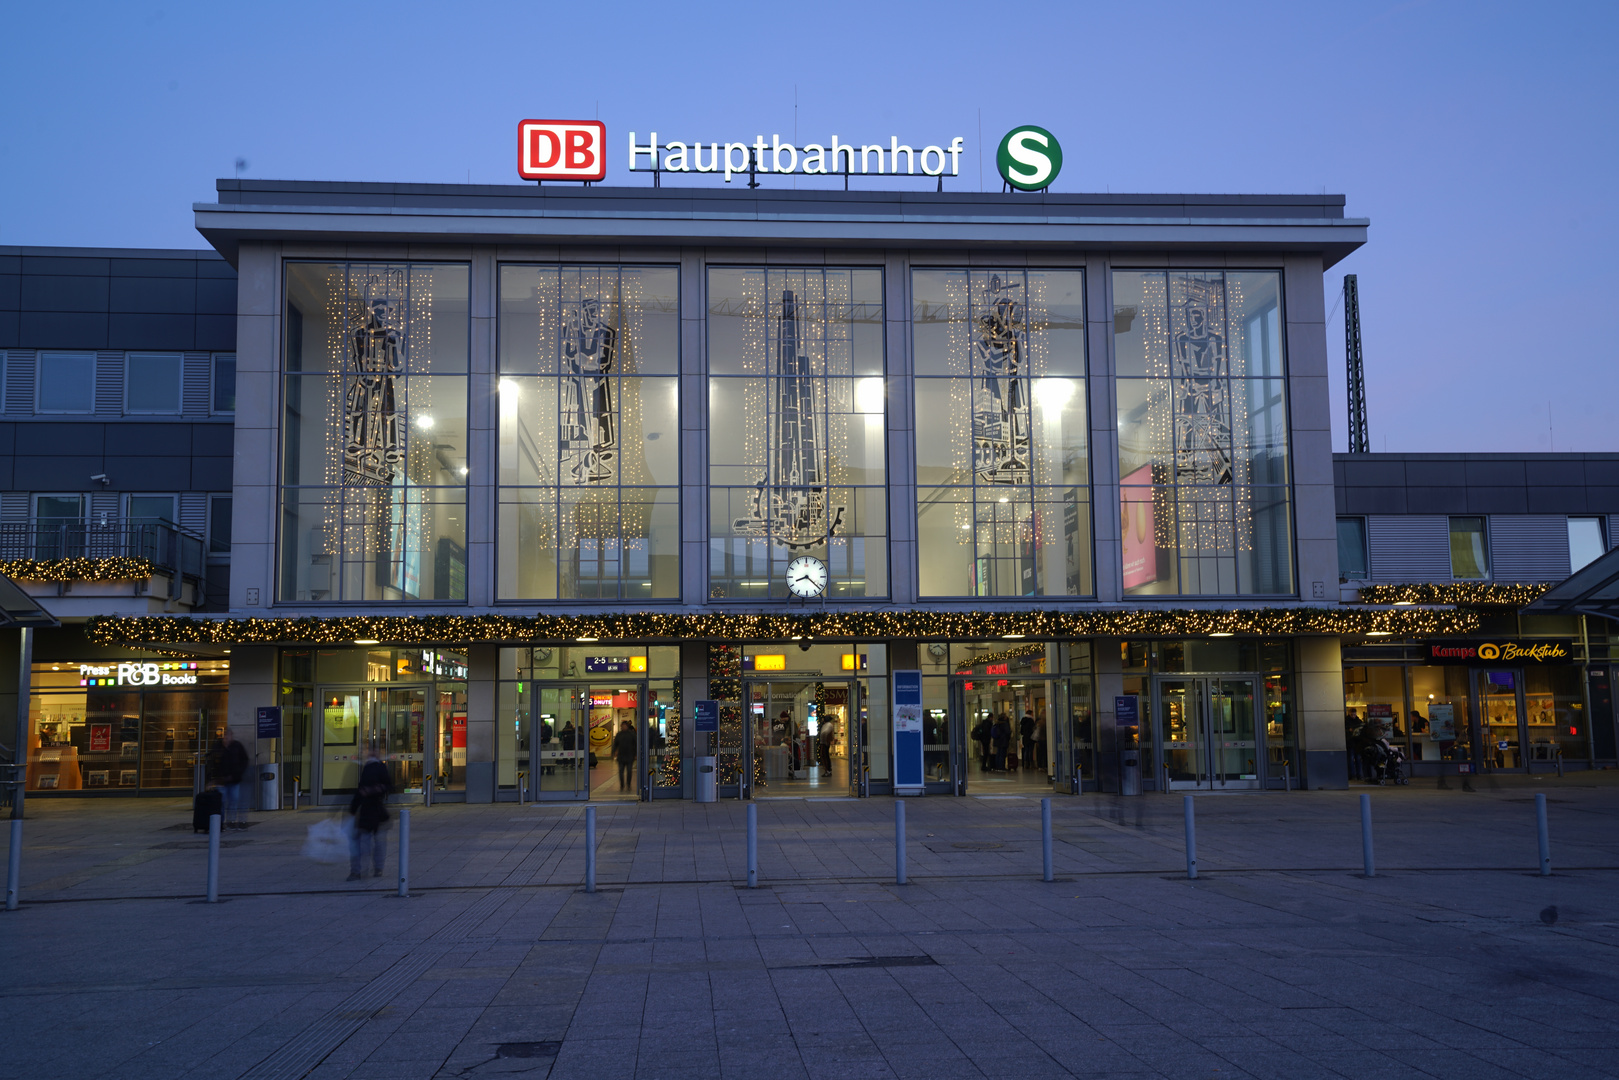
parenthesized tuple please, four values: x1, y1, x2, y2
(518, 119, 606, 181)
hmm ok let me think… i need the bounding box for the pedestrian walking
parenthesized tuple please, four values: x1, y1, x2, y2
(347, 745, 392, 881)
(971, 717, 991, 773)
(207, 727, 251, 829)
(991, 715, 1012, 772)
(1019, 712, 1036, 769)
(613, 720, 637, 791)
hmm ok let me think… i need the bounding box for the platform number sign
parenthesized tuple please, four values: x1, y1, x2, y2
(518, 119, 607, 182)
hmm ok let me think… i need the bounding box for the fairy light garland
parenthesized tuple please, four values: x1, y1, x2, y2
(1356, 582, 1552, 608)
(85, 605, 1478, 648)
(3, 557, 157, 583)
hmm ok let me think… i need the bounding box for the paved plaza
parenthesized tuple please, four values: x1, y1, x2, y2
(3, 776, 1619, 1080)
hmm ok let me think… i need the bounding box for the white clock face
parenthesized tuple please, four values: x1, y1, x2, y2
(786, 556, 828, 598)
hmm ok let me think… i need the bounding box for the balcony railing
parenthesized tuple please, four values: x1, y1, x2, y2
(0, 521, 207, 597)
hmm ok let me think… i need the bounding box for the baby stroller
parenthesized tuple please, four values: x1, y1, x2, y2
(1361, 737, 1409, 785)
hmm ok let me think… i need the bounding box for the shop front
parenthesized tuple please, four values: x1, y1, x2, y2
(26, 658, 231, 794)
(279, 646, 468, 805)
(1342, 635, 1592, 777)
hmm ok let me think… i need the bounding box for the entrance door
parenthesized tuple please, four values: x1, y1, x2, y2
(318, 685, 432, 801)
(1157, 677, 1260, 790)
(726, 680, 861, 798)
(1474, 669, 1524, 770)
(950, 675, 1067, 794)
(532, 682, 648, 801)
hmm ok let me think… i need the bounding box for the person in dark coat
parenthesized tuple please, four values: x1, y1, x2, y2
(971, 717, 992, 773)
(207, 728, 251, 830)
(1019, 713, 1037, 769)
(613, 720, 637, 791)
(347, 745, 393, 881)
(991, 715, 1012, 772)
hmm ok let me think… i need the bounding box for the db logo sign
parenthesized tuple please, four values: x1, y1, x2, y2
(518, 119, 606, 181)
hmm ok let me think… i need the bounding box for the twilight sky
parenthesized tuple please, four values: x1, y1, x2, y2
(2, 0, 1614, 455)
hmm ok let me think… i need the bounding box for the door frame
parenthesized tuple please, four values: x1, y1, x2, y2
(947, 673, 1070, 796)
(527, 679, 651, 802)
(727, 677, 863, 799)
(1152, 674, 1263, 791)
(314, 682, 436, 805)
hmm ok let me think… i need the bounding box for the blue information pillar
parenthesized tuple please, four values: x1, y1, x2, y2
(892, 670, 925, 795)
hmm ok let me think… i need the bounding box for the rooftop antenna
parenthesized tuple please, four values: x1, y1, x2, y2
(1344, 273, 1369, 454)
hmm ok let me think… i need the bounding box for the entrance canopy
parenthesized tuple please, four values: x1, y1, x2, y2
(1525, 545, 1619, 624)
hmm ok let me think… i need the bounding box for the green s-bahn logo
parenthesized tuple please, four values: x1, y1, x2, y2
(996, 125, 1062, 191)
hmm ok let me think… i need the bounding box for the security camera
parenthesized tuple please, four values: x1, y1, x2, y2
(90, 473, 110, 486)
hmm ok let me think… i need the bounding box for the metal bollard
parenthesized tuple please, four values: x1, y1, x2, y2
(206, 814, 221, 903)
(895, 800, 907, 885)
(1041, 797, 1054, 882)
(1360, 793, 1375, 878)
(6, 818, 21, 911)
(1556, 750, 1564, 779)
(292, 776, 300, 811)
(585, 805, 597, 894)
(1183, 796, 1197, 880)
(423, 774, 433, 808)
(1536, 793, 1551, 876)
(746, 802, 758, 888)
(1283, 760, 1292, 793)
(397, 807, 410, 897)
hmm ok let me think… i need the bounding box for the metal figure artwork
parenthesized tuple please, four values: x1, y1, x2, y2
(560, 297, 618, 484)
(971, 275, 1031, 485)
(343, 293, 404, 486)
(1171, 278, 1233, 486)
(734, 289, 844, 549)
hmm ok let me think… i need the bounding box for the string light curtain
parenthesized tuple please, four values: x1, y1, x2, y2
(497, 266, 680, 600)
(1114, 270, 1292, 597)
(913, 269, 1090, 597)
(280, 262, 469, 603)
(708, 268, 887, 599)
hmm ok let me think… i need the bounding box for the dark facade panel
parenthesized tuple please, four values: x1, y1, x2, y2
(20, 256, 110, 276)
(0, 312, 17, 348)
(1524, 459, 1588, 487)
(1581, 460, 1619, 486)
(101, 456, 193, 489)
(110, 276, 196, 313)
(191, 425, 235, 456)
(1463, 460, 1527, 486)
(191, 457, 234, 489)
(0, 256, 19, 275)
(195, 314, 236, 351)
(0, 425, 18, 454)
(1341, 487, 1408, 515)
(1403, 460, 1468, 487)
(195, 278, 236, 313)
(1525, 488, 1589, 514)
(19, 312, 108, 349)
(1465, 486, 1527, 514)
(0, 273, 19, 309)
(15, 455, 113, 489)
(107, 313, 195, 351)
(24, 424, 107, 456)
(109, 258, 200, 277)
(195, 259, 236, 279)
(1336, 459, 1408, 487)
(1404, 486, 1468, 514)
(105, 424, 192, 456)
(21, 275, 110, 313)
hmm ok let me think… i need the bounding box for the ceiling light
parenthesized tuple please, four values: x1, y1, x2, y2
(576, 637, 598, 643)
(1002, 633, 1025, 639)
(354, 639, 380, 646)
(415, 415, 435, 429)
(1209, 632, 1233, 638)
(1393, 600, 1414, 606)
(1366, 631, 1393, 637)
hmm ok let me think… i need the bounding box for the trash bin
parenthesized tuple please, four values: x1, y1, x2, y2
(1119, 752, 1141, 796)
(260, 764, 281, 811)
(695, 756, 717, 803)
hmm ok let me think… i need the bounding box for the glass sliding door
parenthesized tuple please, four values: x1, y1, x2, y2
(1156, 677, 1259, 790)
(317, 685, 433, 801)
(529, 683, 649, 801)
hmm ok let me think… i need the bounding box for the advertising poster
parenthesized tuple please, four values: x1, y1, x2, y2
(1120, 465, 1158, 589)
(88, 724, 112, 753)
(1428, 703, 1455, 742)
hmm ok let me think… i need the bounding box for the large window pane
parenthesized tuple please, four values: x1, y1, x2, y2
(1114, 270, 1293, 596)
(1449, 517, 1489, 579)
(1338, 517, 1367, 579)
(37, 353, 94, 413)
(278, 262, 469, 603)
(126, 354, 182, 414)
(913, 268, 1090, 596)
(708, 267, 886, 599)
(496, 265, 680, 600)
(1569, 517, 1605, 572)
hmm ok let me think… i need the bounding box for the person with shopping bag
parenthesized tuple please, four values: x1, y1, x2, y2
(347, 744, 393, 881)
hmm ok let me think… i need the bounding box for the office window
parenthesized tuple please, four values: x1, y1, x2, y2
(210, 496, 232, 555)
(1569, 516, 1605, 573)
(1337, 517, 1368, 579)
(126, 354, 183, 414)
(37, 353, 95, 413)
(213, 355, 237, 414)
(497, 265, 679, 600)
(33, 495, 84, 558)
(913, 268, 1090, 598)
(125, 495, 176, 525)
(279, 262, 469, 603)
(1114, 270, 1293, 596)
(1449, 516, 1489, 579)
(708, 267, 887, 600)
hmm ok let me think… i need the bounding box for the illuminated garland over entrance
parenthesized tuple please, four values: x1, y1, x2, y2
(1356, 582, 1552, 607)
(87, 606, 1478, 648)
(2, 557, 158, 583)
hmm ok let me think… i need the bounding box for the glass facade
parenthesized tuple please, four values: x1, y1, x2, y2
(708, 267, 886, 599)
(1114, 270, 1293, 596)
(914, 270, 1090, 597)
(497, 266, 680, 600)
(279, 262, 469, 602)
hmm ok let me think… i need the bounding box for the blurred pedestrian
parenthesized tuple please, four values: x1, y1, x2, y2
(347, 744, 392, 881)
(207, 727, 251, 830)
(991, 715, 1012, 772)
(613, 720, 637, 791)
